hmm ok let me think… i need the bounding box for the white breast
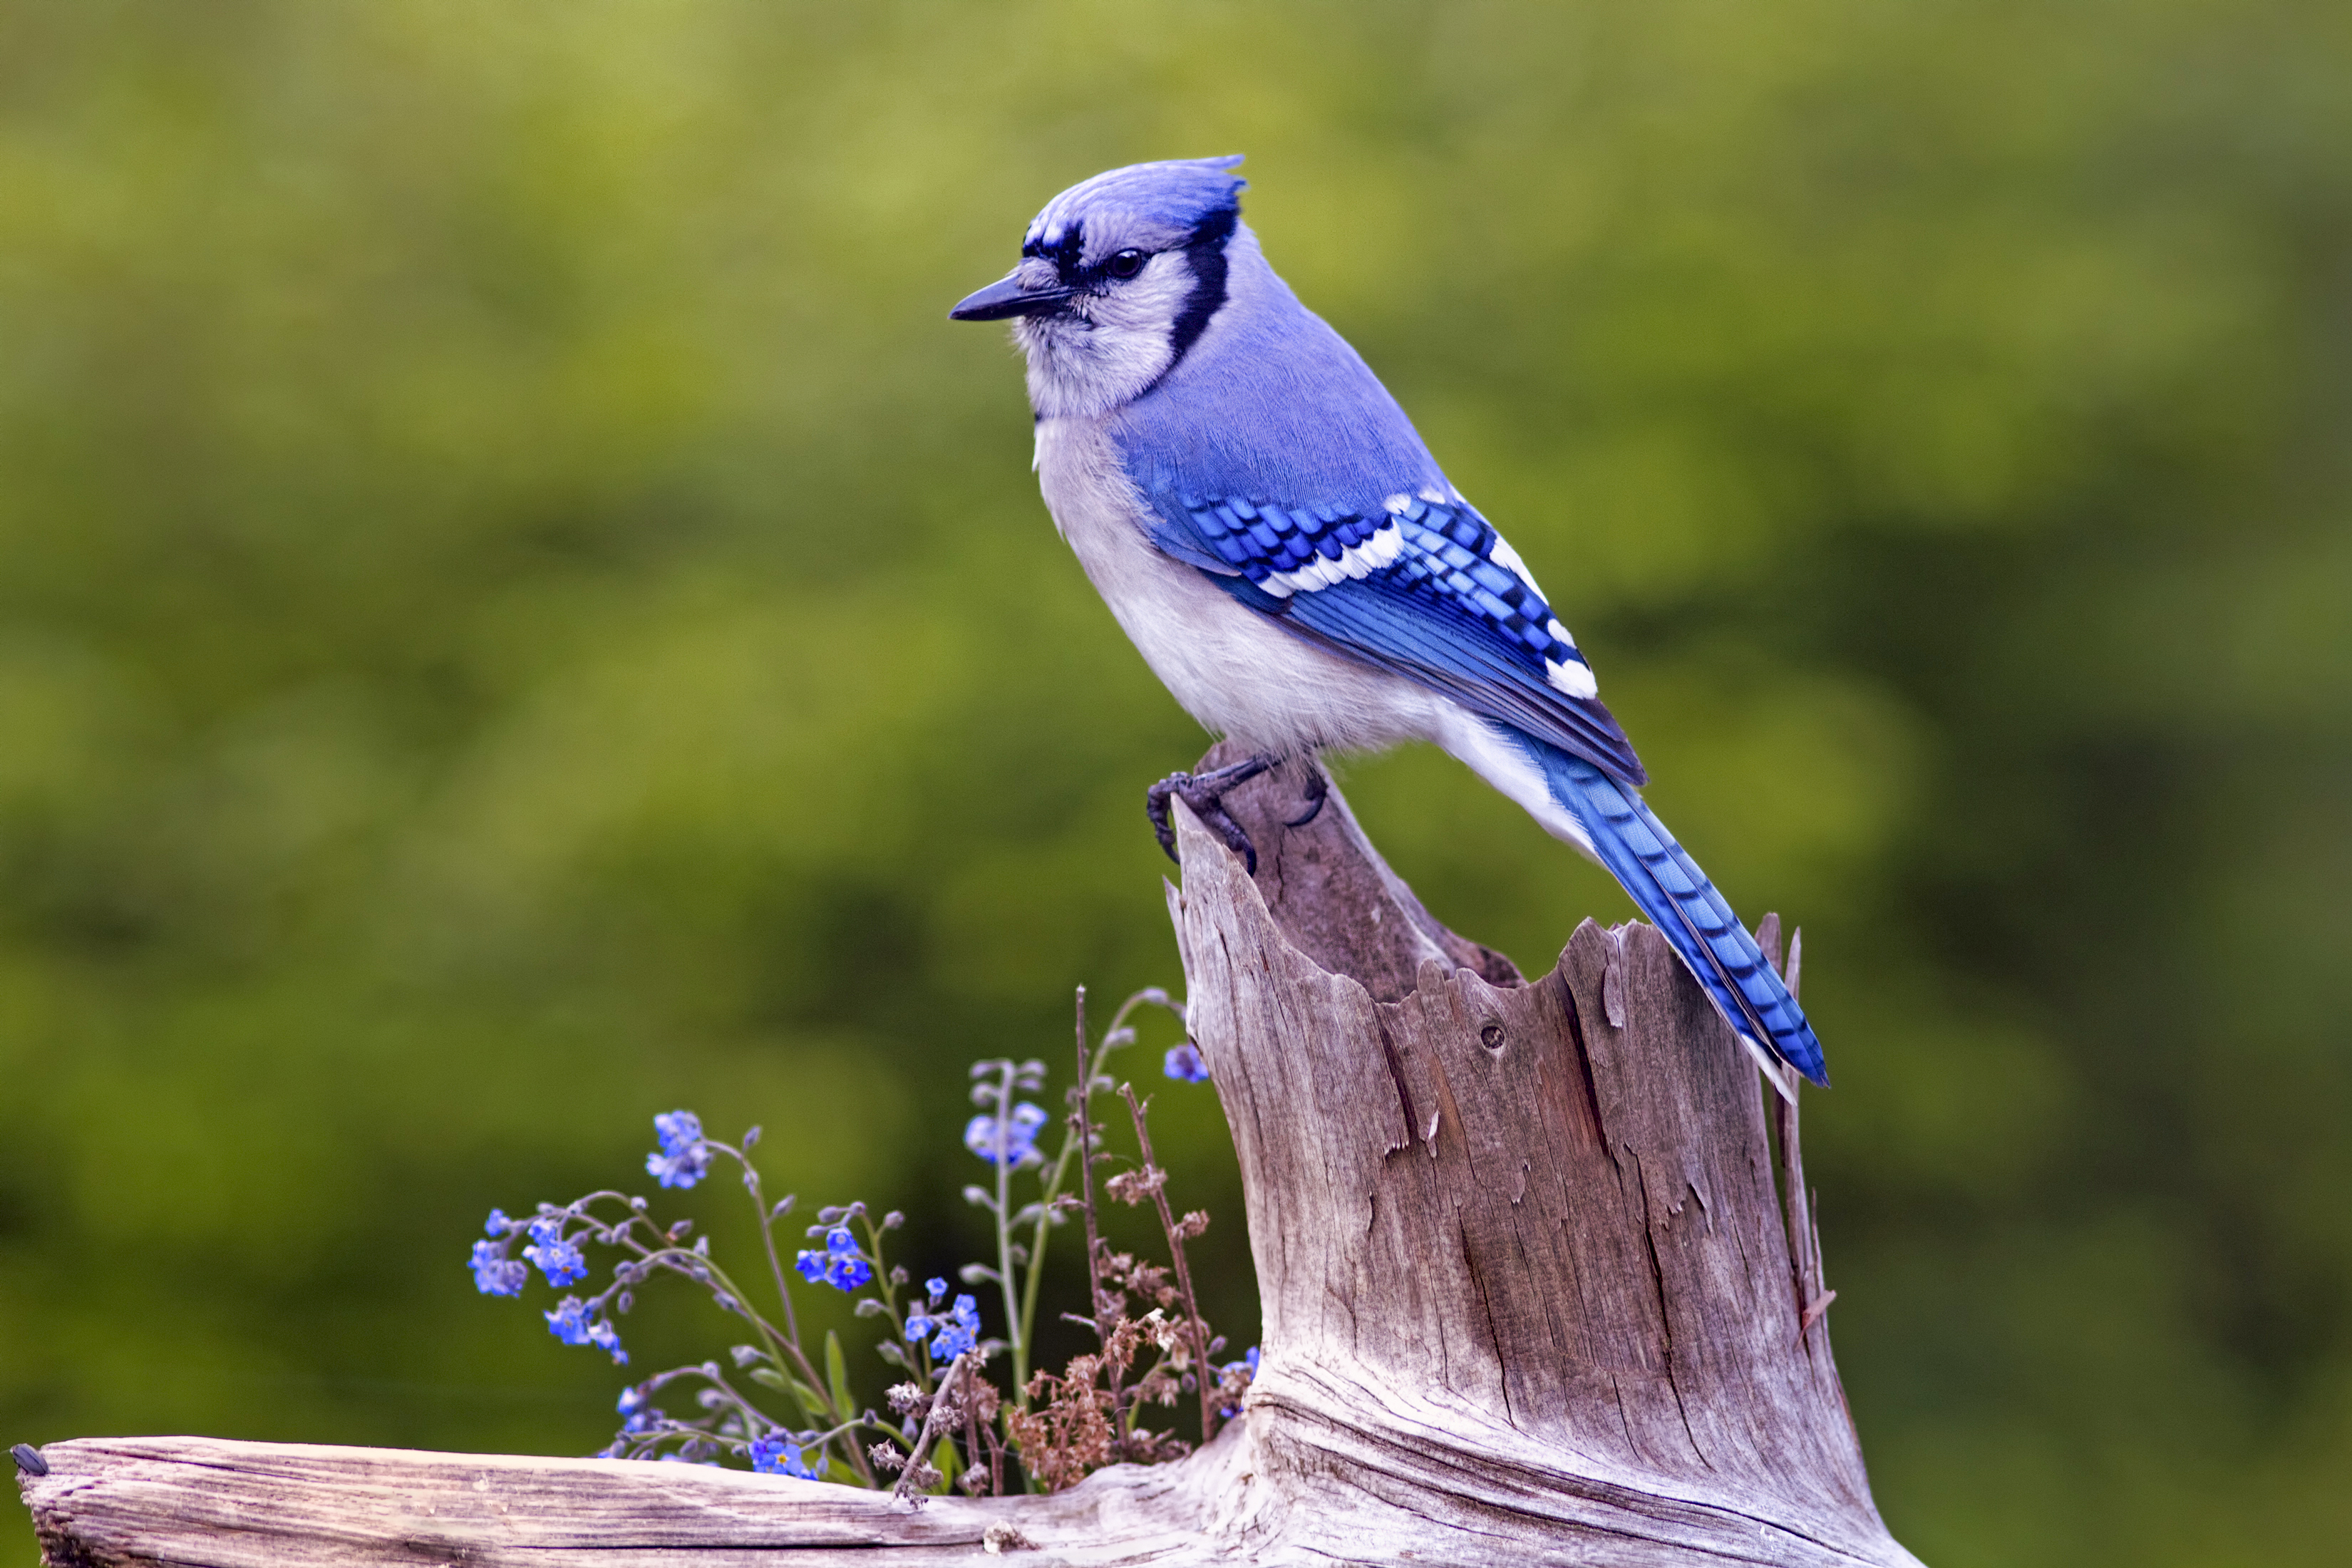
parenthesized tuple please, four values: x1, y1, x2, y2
(1032, 417, 1450, 758)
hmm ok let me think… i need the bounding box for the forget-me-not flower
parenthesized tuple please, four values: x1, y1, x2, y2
(1163, 1042, 1210, 1083)
(469, 1239, 527, 1297)
(545, 1295, 593, 1343)
(545, 1295, 628, 1363)
(617, 1386, 663, 1435)
(520, 1214, 588, 1285)
(523, 1232, 588, 1288)
(906, 1292, 982, 1361)
(963, 1102, 1048, 1166)
(646, 1110, 712, 1190)
(748, 1434, 816, 1479)
(793, 1226, 873, 1292)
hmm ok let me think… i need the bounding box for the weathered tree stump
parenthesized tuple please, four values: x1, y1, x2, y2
(14, 745, 1918, 1566)
(1157, 745, 1914, 1564)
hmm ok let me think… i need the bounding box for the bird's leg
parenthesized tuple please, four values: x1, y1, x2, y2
(1146, 754, 1275, 874)
(1285, 761, 1330, 828)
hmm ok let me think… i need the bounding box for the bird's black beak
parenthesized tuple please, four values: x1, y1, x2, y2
(949, 272, 1073, 322)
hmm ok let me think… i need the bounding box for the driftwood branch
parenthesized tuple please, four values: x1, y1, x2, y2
(16, 744, 1918, 1566)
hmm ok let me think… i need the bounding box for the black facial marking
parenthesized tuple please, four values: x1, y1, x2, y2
(1153, 205, 1237, 388)
(1022, 220, 1086, 284)
(1013, 197, 1240, 366)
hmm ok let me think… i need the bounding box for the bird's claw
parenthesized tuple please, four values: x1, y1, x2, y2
(1284, 765, 1329, 829)
(1146, 755, 1275, 875)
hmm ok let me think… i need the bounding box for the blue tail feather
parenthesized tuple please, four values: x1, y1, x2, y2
(1523, 736, 1830, 1088)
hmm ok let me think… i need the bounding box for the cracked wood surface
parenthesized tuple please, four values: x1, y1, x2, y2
(16, 744, 1918, 1567)
(15, 1431, 1252, 1567)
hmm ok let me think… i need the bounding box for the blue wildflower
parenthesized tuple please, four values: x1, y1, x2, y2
(1163, 1042, 1210, 1083)
(655, 1110, 702, 1155)
(545, 1296, 628, 1364)
(924, 1276, 948, 1299)
(963, 1102, 1048, 1167)
(748, 1434, 816, 1479)
(485, 1208, 513, 1235)
(469, 1239, 527, 1297)
(793, 1226, 872, 1293)
(617, 1386, 662, 1435)
(933, 1294, 981, 1360)
(909, 1293, 981, 1361)
(646, 1110, 711, 1190)
(823, 1227, 872, 1290)
(523, 1233, 588, 1288)
(545, 1295, 595, 1344)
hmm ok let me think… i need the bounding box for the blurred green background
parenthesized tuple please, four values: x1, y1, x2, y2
(2, 1, 2348, 1562)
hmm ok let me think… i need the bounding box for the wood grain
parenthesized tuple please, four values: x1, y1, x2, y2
(16, 744, 1919, 1567)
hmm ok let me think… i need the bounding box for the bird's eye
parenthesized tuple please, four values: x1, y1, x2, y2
(1105, 249, 1147, 280)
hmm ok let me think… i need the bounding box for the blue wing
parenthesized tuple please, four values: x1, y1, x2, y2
(1136, 482, 1830, 1086)
(1143, 488, 1646, 787)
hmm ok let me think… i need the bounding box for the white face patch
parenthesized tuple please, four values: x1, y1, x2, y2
(1016, 249, 1201, 420)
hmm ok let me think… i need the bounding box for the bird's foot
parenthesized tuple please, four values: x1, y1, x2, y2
(1285, 763, 1329, 829)
(1147, 755, 1275, 874)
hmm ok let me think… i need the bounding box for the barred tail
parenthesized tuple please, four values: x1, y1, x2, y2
(1530, 741, 1829, 1090)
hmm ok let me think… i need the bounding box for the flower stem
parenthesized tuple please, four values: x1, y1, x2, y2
(1119, 1083, 1217, 1446)
(892, 1351, 973, 1504)
(1076, 1003, 1109, 1346)
(738, 1161, 803, 1348)
(1018, 985, 1166, 1394)
(991, 1062, 1023, 1393)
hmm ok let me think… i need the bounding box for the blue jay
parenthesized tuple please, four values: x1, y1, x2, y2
(951, 157, 1827, 1093)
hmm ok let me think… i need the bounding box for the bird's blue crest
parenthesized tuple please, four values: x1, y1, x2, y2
(1023, 156, 1247, 267)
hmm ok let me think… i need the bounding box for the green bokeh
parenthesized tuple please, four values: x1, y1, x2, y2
(3, 2, 2348, 1562)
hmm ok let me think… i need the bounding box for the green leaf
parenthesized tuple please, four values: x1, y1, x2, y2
(825, 1330, 855, 1421)
(931, 1436, 960, 1494)
(758, 1373, 827, 1425)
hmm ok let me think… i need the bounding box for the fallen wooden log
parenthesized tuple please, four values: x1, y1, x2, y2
(15, 745, 1919, 1566)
